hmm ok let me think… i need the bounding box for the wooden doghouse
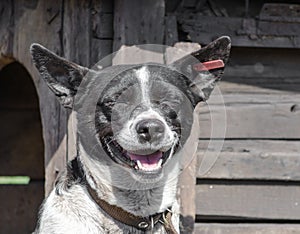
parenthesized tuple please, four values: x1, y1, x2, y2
(1, 1, 300, 233)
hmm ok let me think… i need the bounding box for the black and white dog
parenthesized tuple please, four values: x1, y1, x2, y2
(31, 37, 231, 233)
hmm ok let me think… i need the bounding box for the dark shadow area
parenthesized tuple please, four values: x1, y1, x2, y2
(223, 46, 300, 93)
(0, 62, 44, 233)
(180, 214, 195, 234)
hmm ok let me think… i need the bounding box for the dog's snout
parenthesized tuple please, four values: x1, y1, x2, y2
(135, 119, 165, 143)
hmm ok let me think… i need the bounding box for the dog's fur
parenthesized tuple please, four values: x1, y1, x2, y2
(31, 37, 231, 234)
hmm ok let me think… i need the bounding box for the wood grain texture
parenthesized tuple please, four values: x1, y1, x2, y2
(178, 14, 300, 48)
(113, 0, 165, 51)
(196, 184, 300, 219)
(13, 0, 67, 195)
(63, 0, 91, 67)
(197, 140, 300, 180)
(90, 0, 113, 65)
(63, 0, 91, 163)
(198, 94, 300, 138)
(90, 38, 112, 66)
(91, 0, 113, 39)
(0, 0, 14, 68)
(195, 224, 300, 234)
(165, 14, 178, 46)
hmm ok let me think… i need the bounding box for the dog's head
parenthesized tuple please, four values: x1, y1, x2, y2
(30, 37, 231, 186)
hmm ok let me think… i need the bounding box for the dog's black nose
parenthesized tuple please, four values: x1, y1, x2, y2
(135, 119, 165, 142)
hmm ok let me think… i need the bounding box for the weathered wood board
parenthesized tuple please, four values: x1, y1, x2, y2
(195, 224, 300, 234)
(178, 14, 300, 48)
(12, 0, 68, 195)
(113, 0, 165, 51)
(198, 93, 300, 139)
(196, 184, 300, 220)
(165, 14, 178, 46)
(197, 140, 300, 180)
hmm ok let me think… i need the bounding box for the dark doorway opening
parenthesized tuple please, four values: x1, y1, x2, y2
(0, 62, 44, 233)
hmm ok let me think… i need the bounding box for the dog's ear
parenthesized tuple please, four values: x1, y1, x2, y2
(172, 36, 231, 103)
(30, 44, 89, 108)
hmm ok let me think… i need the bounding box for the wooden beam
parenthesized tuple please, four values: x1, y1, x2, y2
(198, 94, 300, 138)
(165, 14, 178, 46)
(196, 184, 300, 219)
(177, 15, 300, 48)
(63, 0, 92, 163)
(113, 0, 165, 51)
(0, 0, 14, 68)
(13, 0, 67, 195)
(197, 140, 300, 180)
(63, 0, 91, 67)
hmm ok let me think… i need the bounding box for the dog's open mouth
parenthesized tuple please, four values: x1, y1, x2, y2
(101, 137, 177, 173)
(127, 151, 163, 171)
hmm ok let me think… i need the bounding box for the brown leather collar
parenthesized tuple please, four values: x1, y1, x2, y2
(86, 184, 178, 233)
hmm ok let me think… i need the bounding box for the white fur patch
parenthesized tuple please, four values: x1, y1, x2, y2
(135, 66, 150, 105)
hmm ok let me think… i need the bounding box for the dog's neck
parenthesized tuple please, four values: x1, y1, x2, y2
(79, 146, 179, 217)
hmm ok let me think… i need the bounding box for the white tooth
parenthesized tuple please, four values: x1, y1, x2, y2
(157, 159, 163, 168)
(136, 159, 162, 171)
(137, 160, 143, 169)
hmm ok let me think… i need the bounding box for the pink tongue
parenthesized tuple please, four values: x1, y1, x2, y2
(127, 151, 163, 169)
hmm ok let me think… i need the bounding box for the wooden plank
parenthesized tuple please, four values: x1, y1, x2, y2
(165, 14, 178, 46)
(220, 79, 300, 95)
(165, 0, 181, 13)
(179, 156, 197, 234)
(13, 0, 67, 195)
(177, 15, 300, 48)
(63, 0, 91, 163)
(63, 0, 91, 66)
(113, 0, 165, 51)
(222, 47, 300, 94)
(0, 182, 44, 234)
(90, 0, 113, 65)
(196, 184, 300, 219)
(195, 224, 300, 234)
(197, 140, 300, 180)
(91, 0, 113, 39)
(0, 0, 14, 69)
(198, 94, 300, 138)
(90, 38, 112, 66)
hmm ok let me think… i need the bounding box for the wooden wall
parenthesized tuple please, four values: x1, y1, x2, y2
(195, 47, 300, 233)
(1, 0, 300, 233)
(168, 1, 300, 233)
(0, 0, 114, 233)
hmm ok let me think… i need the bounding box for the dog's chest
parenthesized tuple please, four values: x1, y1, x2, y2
(37, 185, 177, 234)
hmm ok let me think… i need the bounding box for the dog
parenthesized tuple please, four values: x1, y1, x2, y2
(30, 36, 231, 234)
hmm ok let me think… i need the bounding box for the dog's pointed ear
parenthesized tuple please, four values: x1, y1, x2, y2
(172, 36, 231, 103)
(30, 43, 89, 108)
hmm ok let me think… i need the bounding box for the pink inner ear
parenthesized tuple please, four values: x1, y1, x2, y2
(193, 59, 224, 71)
